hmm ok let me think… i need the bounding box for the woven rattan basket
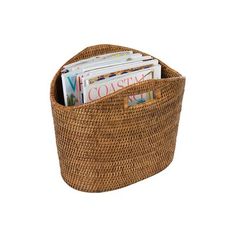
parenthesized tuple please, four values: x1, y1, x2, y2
(50, 44, 185, 192)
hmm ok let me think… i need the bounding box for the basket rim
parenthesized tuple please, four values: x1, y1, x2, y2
(50, 44, 185, 111)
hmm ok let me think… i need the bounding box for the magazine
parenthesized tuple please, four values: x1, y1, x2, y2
(61, 72, 79, 106)
(83, 65, 161, 104)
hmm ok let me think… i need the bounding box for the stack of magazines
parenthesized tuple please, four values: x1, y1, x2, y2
(61, 51, 161, 106)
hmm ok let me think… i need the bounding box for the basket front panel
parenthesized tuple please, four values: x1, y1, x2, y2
(50, 44, 185, 192)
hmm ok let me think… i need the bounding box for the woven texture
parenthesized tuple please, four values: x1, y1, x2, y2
(50, 44, 185, 192)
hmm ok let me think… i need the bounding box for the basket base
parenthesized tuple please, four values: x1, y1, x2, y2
(59, 154, 174, 193)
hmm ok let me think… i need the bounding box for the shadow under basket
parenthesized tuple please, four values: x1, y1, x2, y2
(50, 44, 185, 192)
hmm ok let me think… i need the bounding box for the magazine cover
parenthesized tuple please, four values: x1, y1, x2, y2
(83, 65, 161, 104)
(61, 72, 80, 106)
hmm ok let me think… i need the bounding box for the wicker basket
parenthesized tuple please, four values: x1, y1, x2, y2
(50, 44, 185, 192)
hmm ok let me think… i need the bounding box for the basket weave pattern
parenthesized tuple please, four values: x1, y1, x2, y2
(50, 44, 185, 192)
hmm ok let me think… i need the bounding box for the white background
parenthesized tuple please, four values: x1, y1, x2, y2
(0, 0, 235, 235)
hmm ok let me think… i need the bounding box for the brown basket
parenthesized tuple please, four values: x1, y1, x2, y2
(50, 44, 185, 192)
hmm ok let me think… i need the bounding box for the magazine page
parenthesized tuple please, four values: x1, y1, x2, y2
(63, 51, 134, 71)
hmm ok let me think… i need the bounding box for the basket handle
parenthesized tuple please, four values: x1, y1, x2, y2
(123, 88, 162, 109)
